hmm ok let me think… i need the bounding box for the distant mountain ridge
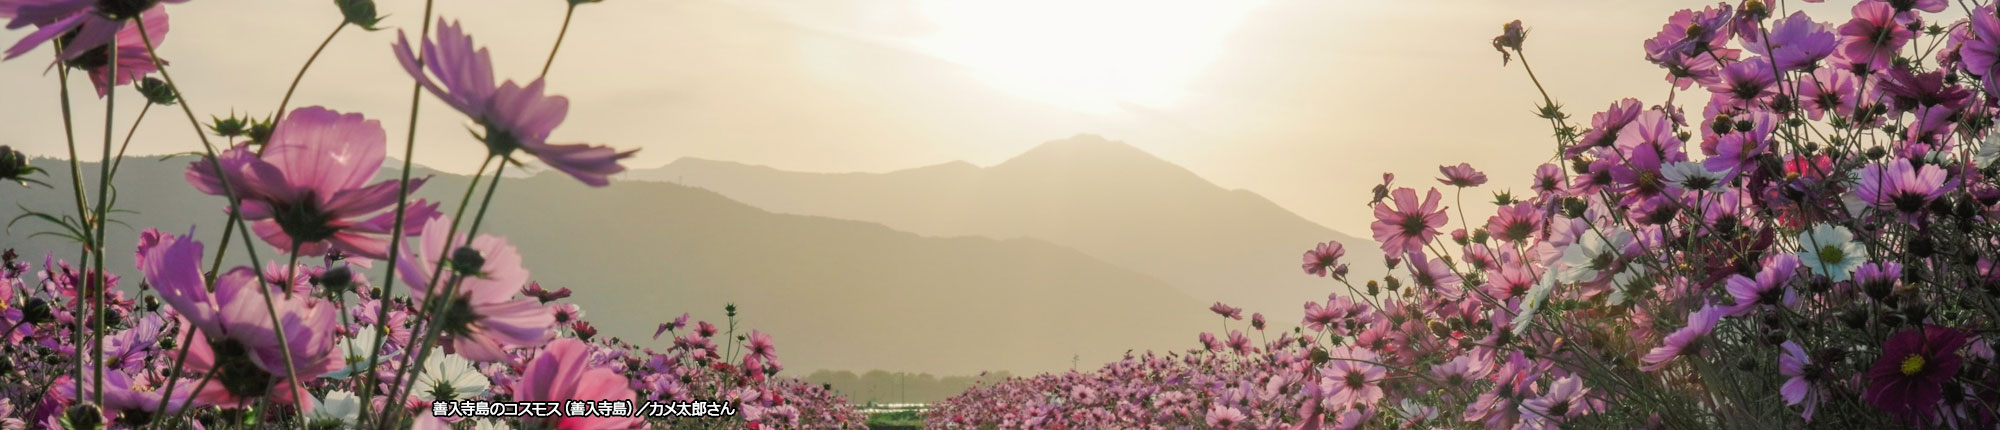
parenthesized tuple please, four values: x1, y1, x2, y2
(2, 158, 1214, 375)
(625, 134, 1383, 318)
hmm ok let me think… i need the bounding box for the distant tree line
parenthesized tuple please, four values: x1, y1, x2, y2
(802, 370, 1014, 404)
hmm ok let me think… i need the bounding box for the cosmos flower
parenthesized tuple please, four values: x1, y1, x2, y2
(1778, 341, 1825, 421)
(1660, 161, 1725, 192)
(746, 329, 776, 361)
(0, 0, 184, 62)
(1856, 159, 1952, 220)
(1209, 302, 1243, 320)
(393, 19, 637, 186)
(513, 339, 647, 429)
(1371, 187, 1447, 254)
(1799, 68, 1860, 120)
(1708, 57, 1778, 108)
(1437, 163, 1488, 187)
(1835, 1, 1913, 72)
(1959, 6, 2000, 80)
(1797, 224, 1865, 282)
(1640, 303, 1724, 371)
(1301, 241, 1349, 279)
(415, 350, 490, 401)
(1724, 254, 1800, 316)
(1204, 404, 1248, 429)
(1864, 326, 1969, 421)
(139, 231, 343, 411)
(1743, 11, 1836, 72)
(184, 106, 439, 260)
(1320, 346, 1385, 409)
(397, 217, 554, 362)
(1518, 375, 1591, 428)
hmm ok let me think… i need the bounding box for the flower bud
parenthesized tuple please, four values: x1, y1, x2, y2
(334, 0, 387, 30)
(136, 77, 178, 106)
(319, 266, 355, 294)
(65, 403, 104, 430)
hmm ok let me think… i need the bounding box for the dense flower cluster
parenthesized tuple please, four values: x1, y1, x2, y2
(933, 1, 2000, 428)
(0, 0, 861, 428)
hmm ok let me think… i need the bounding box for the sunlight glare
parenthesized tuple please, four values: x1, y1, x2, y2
(913, 0, 1266, 114)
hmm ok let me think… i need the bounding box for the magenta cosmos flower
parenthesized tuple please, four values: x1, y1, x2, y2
(0, 2, 168, 97)
(1959, 6, 2000, 79)
(513, 338, 647, 429)
(394, 19, 636, 186)
(1865, 325, 1970, 421)
(1371, 187, 1447, 254)
(1837, 1, 1913, 72)
(1724, 254, 1800, 316)
(1301, 241, 1348, 279)
(1205, 404, 1248, 429)
(0, 0, 183, 60)
(1641, 303, 1724, 371)
(1519, 375, 1591, 428)
(139, 230, 343, 411)
(1857, 158, 1952, 219)
(397, 217, 554, 362)
(1743, 11, 1836, 72)
(1437, 163, 1487, 187)
(186, 106, 439, 260)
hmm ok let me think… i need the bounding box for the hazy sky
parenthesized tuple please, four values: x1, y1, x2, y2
(0, 0, 1856, 234)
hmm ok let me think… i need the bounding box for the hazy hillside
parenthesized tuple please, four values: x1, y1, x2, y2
(1, 158, 1214, 375)
(627, 134, 1383, 319)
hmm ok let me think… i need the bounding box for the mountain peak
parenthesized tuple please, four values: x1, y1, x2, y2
(998, 134, 1165, 169)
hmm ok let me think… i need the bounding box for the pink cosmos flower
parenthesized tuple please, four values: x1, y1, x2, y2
(1518, 375, 1591, 429)
(1960, 6, 2000, 79)
(0, 0, 183, 62)
(1864, 325, 1969, 422)
(1320, 346, 1385, 409)
(0, 4, 167, 97)
(1301, 241, 1348, 279)
(1778, 341, 1825, 421)
(1857, 159, 1952, 219)
(1800, 68, 1861, 121)
(139, 231, 343, 411)
(746, 329, 776, 361)
(1204, 404, 1247, 429)
(1743, 11, 1836, 72)
(514, 339, 648, 429)
(397, 217, 554, 362)
(1640, 303, 1724, 371)
(1436, 163, 1487, 187)
(1836, 1, 1913, 72)
(1405, 251, 1464, 301)
(1531, 163, 1565, 198)
(1708, 57, 1777, 108)
(185, 106, 439, 260)
(1573, 99, 1642, 154)
(1208, 302, 1243, 320)
(1486, 202, 1541, 244)
(1370, 187, 1447, 254)
(393, 19, 637, 186)
(1725, 254, 1800, 316)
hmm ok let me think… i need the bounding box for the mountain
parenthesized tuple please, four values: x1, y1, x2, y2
(625, 135, 1384, 318)
(0, 158, 1214, 375)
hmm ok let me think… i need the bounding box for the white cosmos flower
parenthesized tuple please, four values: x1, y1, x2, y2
(1797, 224, 1864, 282)
(1979, 131, 2000, 167)
(1556, 228, 1633, 284)
(1607, 265, 1651, 306)
(1513, 270, 1559, 336)
(415, 350, 490, 400)
(306, 390, 361, 425)
(1660, 161, 1725, 192)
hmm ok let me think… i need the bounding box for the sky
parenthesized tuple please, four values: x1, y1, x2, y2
(0, 0, 1858, 235)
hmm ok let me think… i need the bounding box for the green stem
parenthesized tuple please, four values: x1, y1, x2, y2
(269, 21, 347, 140)
(51, 37, 93, 403)
(540, 5, 577, 79)
(106, 102, 149, 180)
(133, 17, 294, 430)
(359, 2, 440, 423)
(89, 27, 119, 409)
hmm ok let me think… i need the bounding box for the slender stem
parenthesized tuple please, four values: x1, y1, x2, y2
(133, 18, 296, 429)
(52, 38, 94, 403)
(142, 328, 200, 430)
(106, 102, 150, 180)
(89, 27, 119, 409)
(540, 5, 577, 79)
(380, 157, 496, 428)
(360, 3, 439, 423)
(270, 21, 347, 137)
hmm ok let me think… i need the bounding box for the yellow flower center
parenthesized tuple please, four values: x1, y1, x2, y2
(1900, 354, 1926, 376)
